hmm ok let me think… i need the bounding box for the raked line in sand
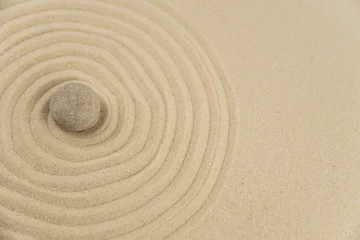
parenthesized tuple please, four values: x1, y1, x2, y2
(0, 0, 238, 239)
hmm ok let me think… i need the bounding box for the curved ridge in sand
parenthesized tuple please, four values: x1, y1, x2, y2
(0, 0, 237, 239)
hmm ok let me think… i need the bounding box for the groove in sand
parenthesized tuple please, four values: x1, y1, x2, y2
(0, 0, 238, 239)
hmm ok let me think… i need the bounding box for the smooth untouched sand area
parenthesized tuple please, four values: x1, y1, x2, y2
(0, 0, 359, 239)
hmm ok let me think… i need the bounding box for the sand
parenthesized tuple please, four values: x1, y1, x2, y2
(0, 0, 359, 240)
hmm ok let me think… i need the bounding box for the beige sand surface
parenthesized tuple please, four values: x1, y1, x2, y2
(0, 0, 359, 239)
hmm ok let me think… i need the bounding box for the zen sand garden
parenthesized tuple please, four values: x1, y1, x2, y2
(0, 0, 359, 239)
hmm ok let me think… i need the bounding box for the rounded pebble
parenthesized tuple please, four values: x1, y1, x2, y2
(49, 83, 101, 132)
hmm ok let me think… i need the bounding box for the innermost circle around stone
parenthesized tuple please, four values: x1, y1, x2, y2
(49, 83, 101, 132)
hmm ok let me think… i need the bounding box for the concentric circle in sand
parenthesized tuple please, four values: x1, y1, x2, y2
(0, 1, 238, 239)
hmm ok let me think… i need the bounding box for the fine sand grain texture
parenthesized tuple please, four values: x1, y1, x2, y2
(166, 0, 360, 239)
(1, 0, 360, 240)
